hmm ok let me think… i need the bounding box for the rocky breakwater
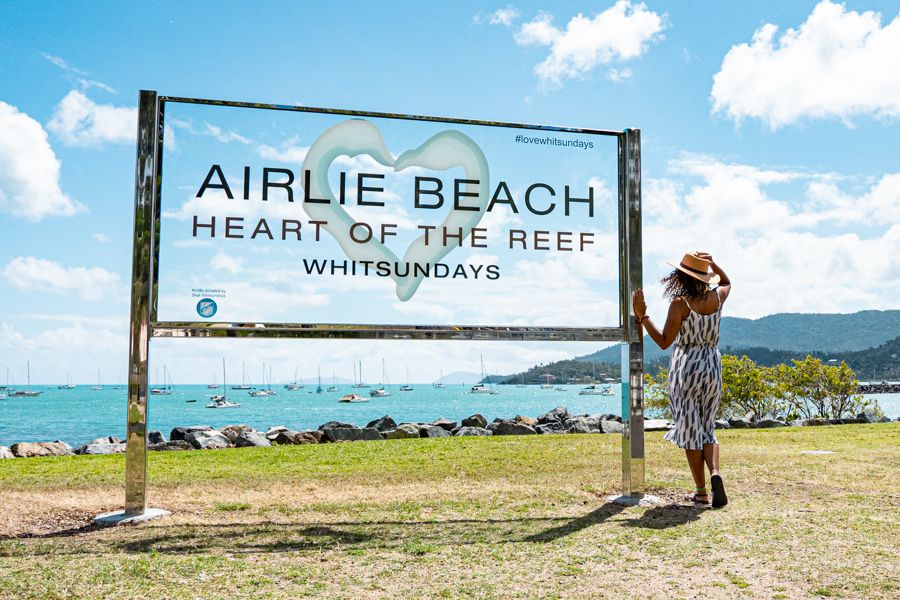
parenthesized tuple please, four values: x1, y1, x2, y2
(857, 382, 900, 394)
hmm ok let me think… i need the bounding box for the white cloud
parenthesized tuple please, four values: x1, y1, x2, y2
(47, 90, 136, 146)
(489, 7, 520, 26)
(1, 256, 121, 301)
(203, 123, 251, 144)
(210, 250, 245, 275)
(514, 1, 666, 88)
(711, 1, 900, 128)
(0, 101, 84, 221)
(91, 233, 111, 243)
(257, 143, 308, 163)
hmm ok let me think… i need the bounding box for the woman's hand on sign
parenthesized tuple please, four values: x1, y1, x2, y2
(632, 289, 646, 320)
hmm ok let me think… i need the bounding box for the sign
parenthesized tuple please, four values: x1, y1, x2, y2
(155, 100, 622, 329)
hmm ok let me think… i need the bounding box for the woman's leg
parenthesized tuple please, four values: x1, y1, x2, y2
(703, 443, 720, 475)
(685, 449, 707, 491)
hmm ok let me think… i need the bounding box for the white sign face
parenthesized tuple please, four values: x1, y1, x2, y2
(155, 101, 621, 328)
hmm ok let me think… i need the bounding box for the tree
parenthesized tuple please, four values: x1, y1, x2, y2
(720, 355, 781, 421)
(643, 367, 670, 420)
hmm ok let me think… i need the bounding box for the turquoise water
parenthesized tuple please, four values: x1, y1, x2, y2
(1, 387, 896, 447)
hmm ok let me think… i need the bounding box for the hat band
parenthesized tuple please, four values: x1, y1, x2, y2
(680, 262, 708, 276)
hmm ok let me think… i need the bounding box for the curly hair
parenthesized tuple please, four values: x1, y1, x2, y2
(661, 269, 710, 300)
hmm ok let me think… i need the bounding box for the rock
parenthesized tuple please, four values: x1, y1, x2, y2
(715, 419, 731, 430)
(148, 431, 165, 444)
(879, 416, 892, 423)
(149, 440, 192, 451)
(366, 415, 397, 432)
(600, 420, 624, 434)
(756, 418, 787, 428)
(85, 436, 120, 445)
(535, 422, 567, 435)
(322, 427, 383, 442)
(220, 424, 254, 443)
(76, 442, 126, 455)
(803, 418, 830, 426)
(643, 419, 673, 431)
(10, 441, 73, 458)
(318, 420, 356, 431)
(185, 430, 232, 450)
(727, 418, 752, 429)
(234, 431, 271, 447)
(856, 411, 880, 423)
(564, 416, 601, 434)
(385, 424, 421, 439)
(299, 430, 324, 444)
(461, 413, 487, 428)
(265, 426, 290, 441)
(273, 430, 301, 444)
(537, 406, 569, 424)
(488, 421, 537, 436)
(841, 417, 866, 424)
(273, 429, 322, 445)
(514, 415, 537, 427)
(170, 425, 212, 442)
(0, 446, 14, 459)
(431, 417, 457, 431)
(419, 425, 451, 438)
(454, 426, 492, 436)
(789, 420, 804, 427)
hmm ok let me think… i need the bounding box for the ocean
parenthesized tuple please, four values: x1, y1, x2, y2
(1, 386, 897, 447)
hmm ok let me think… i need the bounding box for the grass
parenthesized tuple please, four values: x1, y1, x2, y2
(1, 423, 898, 599)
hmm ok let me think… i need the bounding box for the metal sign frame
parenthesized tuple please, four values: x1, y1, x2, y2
(115, 90, 643, 519)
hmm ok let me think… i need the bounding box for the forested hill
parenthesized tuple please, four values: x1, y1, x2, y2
(579, 310, 900, 365)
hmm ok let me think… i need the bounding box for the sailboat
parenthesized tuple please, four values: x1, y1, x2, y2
(231, 361, 252, 390)
(326, 370, 339, 393)
(0, 367, 10, 398)
(207, 371, 219, 389)
(400, 366, 413, 392)
(248, 363, 273, 396)
(91, 370, 104, 391)
(370, 359, 392, 397)
(516, 371, 526, 388)
(10, 361, 42, 397)
(316, 364, 323, 394)
(284, 366, 304, 390)
(540, 374, 554, 389)
(579, 360, 613, 395)
(58, 371, 76, 389)
(470, 355, 500, 394)
(207, 358, 240, 408)
(433, 368, 446, 388)
(352, 360, 370, 388)
(150, 365, 174, 395)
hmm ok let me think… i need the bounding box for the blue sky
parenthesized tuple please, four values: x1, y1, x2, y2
(1, 1, 899, 385)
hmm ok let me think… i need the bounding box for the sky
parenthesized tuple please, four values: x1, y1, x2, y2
(1, 0, 899, 385)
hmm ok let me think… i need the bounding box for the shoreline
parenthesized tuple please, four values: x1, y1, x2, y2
(2, 405, 896, 459)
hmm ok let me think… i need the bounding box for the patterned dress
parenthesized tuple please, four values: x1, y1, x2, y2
(664, 294, 722, 450)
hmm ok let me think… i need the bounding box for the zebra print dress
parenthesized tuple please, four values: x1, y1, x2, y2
(664, 294, 722, 450)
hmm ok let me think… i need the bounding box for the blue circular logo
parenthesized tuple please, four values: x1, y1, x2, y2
(197, 298, 218, 318)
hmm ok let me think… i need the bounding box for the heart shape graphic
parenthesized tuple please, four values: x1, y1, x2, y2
(300, 119, 490, 301)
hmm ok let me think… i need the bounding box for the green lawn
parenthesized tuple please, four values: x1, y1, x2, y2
(1, 424, 898, 599)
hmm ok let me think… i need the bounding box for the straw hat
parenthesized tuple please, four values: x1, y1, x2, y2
(666, 252, 720, 284)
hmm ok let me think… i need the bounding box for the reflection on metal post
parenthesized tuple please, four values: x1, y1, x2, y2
(620, 129, 645, 497)
(95, 90, 170, 525)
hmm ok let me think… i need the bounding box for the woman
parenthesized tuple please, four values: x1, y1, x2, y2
(632, 251, 730, 508)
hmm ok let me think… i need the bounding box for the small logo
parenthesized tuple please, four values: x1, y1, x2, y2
(197, 298, 218, 318)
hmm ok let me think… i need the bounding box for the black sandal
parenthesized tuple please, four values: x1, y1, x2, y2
(711, 474, 728, 508)
(684, 490, 710, 504)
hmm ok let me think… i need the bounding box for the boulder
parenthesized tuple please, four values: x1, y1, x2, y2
(840, 417, 866, 424)
(514, 415, 537, 427)
(431, 417, 457, 431)
(564, 416, 601, 434)
(644, 419, 673, 431)
(170, 425, 212, 442)
(220, 424, 254, 443)
(84, 436, 120, 445)
(0, 446, 14, 459)
(265, 426, 290, 441)
(76, 442, 126, 455)
(600, 420, 624, 434)
(185, 430, 232, 450)
(535, 422, 567, 435)
(10, 441, 73, 458)
(727, 418, 753, 429)
(419, 425, 451, 438)
(714, 419, 731, 430)
(537, 406, 569, 424)
(385, 424, 421, 439)
(856, 411, 880, 423)
(298, 430, 324, 444)
(488, 421, 537, 436)
(803, 418, 830, 426)
(366, 415, 397, 432)
(234, 430, 271, 447)
(879, 416, 892, 423)
(149, 440, 193, 451)
(322, 427, 383, 442)
(461, 413, 487, 428)
(599, 413, 622, 423)
(756, 418, 788, 429)
(454, 426, 492, 436)
(148, 431, 166, 444)
(318, 420, 356, 431)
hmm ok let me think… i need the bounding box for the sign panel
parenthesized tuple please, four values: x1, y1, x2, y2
(155, 100, 621, 328)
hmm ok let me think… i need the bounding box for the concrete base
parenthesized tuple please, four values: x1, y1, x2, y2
(606, 494, 661, 507)
(93, 508, 171, 525)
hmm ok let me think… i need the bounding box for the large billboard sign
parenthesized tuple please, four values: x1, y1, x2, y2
(153, 98, 625, 336)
